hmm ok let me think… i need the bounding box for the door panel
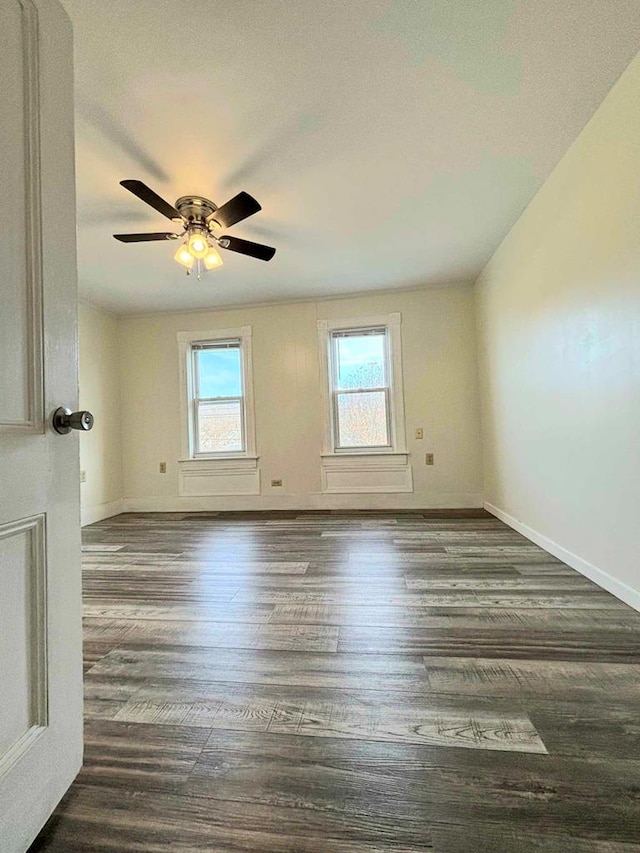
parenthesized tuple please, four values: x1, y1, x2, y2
(0, 1, 83, 850)
(0, 0, 42, 429)
(0, 516, 47, 772)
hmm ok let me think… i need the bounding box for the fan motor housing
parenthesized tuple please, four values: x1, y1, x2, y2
(175, 196, 218, 226)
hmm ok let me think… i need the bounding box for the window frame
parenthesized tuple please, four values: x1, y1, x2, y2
(177, 326, 257, 461)
(318, 313, 407, 456)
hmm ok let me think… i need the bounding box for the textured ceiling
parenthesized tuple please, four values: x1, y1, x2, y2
(61, 0, 640, 314)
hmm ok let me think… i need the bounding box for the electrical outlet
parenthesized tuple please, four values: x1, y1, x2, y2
(79, 470, 86, 483)
(159, 462, 167, 474)
(271, 479, 283, 487)
(425, 453, 434, 465)
(415, 428, 424, 440)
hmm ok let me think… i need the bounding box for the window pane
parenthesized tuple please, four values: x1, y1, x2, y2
(198, 400, 243, 452)
(336, 391, 389, 448)
(196, 347, 242, 398)
(334, 332, 386, 390)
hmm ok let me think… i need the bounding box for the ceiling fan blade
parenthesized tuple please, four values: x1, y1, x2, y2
(113, 232, 180, 243)
(207, 192, 261, 229)
(219, 235, 276, 261)
(120, 180, 183, 221)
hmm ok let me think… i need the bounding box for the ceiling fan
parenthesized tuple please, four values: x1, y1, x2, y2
(113, 180, 276, 275)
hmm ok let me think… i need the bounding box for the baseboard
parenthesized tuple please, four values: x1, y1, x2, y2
(123, 492, 484, 513)
(81, 498, 124, 527)
(485, 501, 640, 613)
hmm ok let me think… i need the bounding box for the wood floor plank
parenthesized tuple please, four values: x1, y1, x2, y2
(84, 560, 310, 574)
(338, 626, 640, 660)
(421, 657, 640, 700)
(30, 784, 432, 852)
(83, 642, 117, 673)
(529, 699, 640, 761)
(83, 619, 339, 652)
(78, 720, 211, 788)
(271, 604, 640, 630)
(83, 603, 275, 623)
(81, 544, 126, 552)
(404, 576, 598, 590)
(87, 647, 430, 692)
(235, 590, 603, 607)
(432, 824, 640, 853)
(350, 551, 566, 564)
(113, 680, 547, 753)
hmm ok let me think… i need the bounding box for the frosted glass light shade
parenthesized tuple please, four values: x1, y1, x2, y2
(203, 246, 223, 270)
(187, 229, 209, 259)
(174, 244, 195, 268)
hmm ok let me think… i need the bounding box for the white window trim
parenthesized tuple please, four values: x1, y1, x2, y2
(177, 326, 257, 463)
(317, 313, 407, 457)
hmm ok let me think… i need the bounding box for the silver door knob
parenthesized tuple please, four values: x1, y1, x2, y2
(53, 407, 94, 434)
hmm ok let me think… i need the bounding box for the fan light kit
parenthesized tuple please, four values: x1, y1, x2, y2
(113, 180, 276, 278)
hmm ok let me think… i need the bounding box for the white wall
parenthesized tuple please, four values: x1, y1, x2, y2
(119, 285, 483, 511)
(78, 301, 123, 524)
(475, 53, 640, 607)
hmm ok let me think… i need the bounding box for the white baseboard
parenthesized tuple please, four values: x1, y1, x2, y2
(485, 501, 640, 613)
(123, 492, 484, 513)
(81, 498, 124, 527)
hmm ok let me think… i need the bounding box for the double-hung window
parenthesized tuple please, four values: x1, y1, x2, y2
(178, 326, 256, 461)
(319, 313, 407, 456)
(330, 327, 391, 450)
(191, 340, 245, 455)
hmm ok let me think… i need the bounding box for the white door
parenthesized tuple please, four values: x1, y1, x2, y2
(0, 1, 83, 850)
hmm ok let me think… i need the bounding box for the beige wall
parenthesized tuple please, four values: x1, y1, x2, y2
(475, 53, 640, 606)
(119, 285, 483, 510)
(78, 301, 123, 524)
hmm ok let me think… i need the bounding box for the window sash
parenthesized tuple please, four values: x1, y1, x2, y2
(191, 343, 246, 456)
(191, 340, 240, 350)
(193, 397, 245, 455)
(329, 327, 393, 451)
(332, 388, 392, 450)
(331, 327, 387, 391)
(331, 326, 386, 338)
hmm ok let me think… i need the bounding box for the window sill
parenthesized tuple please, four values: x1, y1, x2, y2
(179, 456, 258, 466)
(321, 450, 407, 460)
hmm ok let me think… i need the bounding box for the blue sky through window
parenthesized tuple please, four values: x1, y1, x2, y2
(335, 332, 386, 389)
(196, 348, 242, 398)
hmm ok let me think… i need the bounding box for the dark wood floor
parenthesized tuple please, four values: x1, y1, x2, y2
(31, 510, 640, 852)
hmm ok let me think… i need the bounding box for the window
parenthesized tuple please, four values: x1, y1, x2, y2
(330, 328, 391, 450)
(192, 341, 244, 454)
(177, 326, 256, 461)
(318, 313, 407, 456)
